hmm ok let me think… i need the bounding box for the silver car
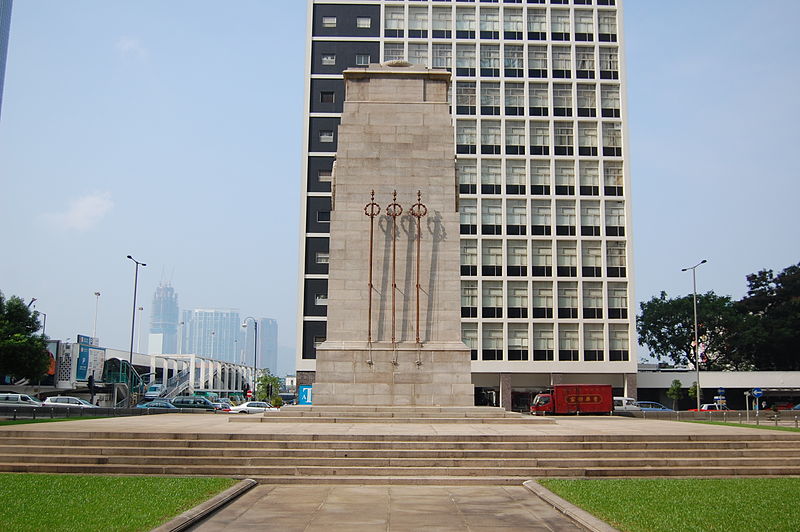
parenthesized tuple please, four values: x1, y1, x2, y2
(228, 401, 274, 414)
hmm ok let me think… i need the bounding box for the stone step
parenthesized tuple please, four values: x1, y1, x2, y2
(231, 416, 550, 424)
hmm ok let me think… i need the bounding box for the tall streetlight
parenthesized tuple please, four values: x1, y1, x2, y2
(682, 259, 707, 411)
(92, 292, 101, 339)
(242, 317, 258, 399)
(136, 306, 144, 354)
(126, 255, 146, 366)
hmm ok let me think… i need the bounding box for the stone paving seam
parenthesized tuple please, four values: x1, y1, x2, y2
(150, 478, 257, 532)
(522, 480, 619, 532)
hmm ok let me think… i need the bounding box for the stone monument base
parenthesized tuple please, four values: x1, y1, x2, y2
(313, 342, 474, 406)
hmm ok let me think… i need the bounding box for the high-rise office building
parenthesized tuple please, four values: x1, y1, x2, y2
(148, 282, 179, 354)
(0, 0, 12, 122)
(244, 318, 279, 374)
(297, 0, 636, 407)
(181, 309, 242, 363)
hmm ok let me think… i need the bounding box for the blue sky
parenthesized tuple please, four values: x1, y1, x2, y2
(1, 1, 798, 372)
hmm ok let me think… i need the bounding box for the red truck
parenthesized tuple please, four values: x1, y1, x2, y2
(530, 384, 613, 415)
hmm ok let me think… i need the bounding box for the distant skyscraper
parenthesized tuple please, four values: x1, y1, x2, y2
(244, 318, 278, 374)
(0, 0, 12, 121)
(148, 283, 179, 354)
(181, 309, 242, 363)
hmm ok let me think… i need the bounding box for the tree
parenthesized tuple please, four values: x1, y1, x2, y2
(636, 291, 749, 370)
(666, 379, 683, 410)
(0, 292, 51, 381)
(255, 368, 282, 404)
(687, 382, 698, 402)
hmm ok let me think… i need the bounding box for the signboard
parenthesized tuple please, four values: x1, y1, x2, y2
(298, 385, 313, 405)
(246, 390, 253, 398)
(76, 344, 106, 381)
(752, 388, 763, 398)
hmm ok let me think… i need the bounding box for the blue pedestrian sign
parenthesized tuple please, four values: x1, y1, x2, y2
(752, 388, 763, 398)
(298, 385, 313, 405)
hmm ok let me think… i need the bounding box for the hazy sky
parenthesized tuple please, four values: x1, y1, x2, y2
(1, 1, 798, 371)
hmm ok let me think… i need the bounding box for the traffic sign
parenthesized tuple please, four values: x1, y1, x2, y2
(246, 390, 253, 398)
(752, 388, 763, 398)
(718, 387, 725, 394)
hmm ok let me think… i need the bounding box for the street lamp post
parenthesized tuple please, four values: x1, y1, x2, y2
(126, 255, 146, 367)
(93, 292, 101, 339)
(242, 317, 258, 399)
(682, 259, 707, 411)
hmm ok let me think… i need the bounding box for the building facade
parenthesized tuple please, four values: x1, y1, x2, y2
(296, 0, 636, 409)
(181, 309, 242, 363)
(243, 318, 278, 374)
(148, 282, 180, 355)
(0, 0, 12, 122)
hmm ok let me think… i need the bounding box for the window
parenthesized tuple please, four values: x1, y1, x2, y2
(551, 10, 570, 40)
(532, 242, 552, 277)
(504, 45, 524, 77)
(602, 122, 622, 156)
(480, 121, 502, 155)
(553, 84, 573, 116)
(576, 47, 595, 78)
(607, 241, 626, 277)
(580, 161, 599, 196)
(529, 83, 548, 116)
(531, 161, 550, 195)
(432, 44, 451, 69)
(320, 91, 335, 104)
(533, 325, 554, 361)
(575, 11, 594, 40)
(532, 200, 551, 235)
(433, 7, 452, 38)
(479, 7, 500, 39)
(605, 200, 625, 236)
(503, 9, 523, 39)
(456, 7, 476, 39)
(409, 43, 428, 66)
(584, 325, 604, 361)
(317, 210, 331, 223)
(315, 252, 329, 265)
(530, 121, 549, 155)
(506, 160, 526, 194)
(507, 240, 528, 276)
(355, 54, 371, 66)
(456, 44, 476, 76)
(558, 324, 579, 361)
(532, 282, 553, 319)
(409, 7, 428, 38)
(599, 12, 618, 41)
(480, 159, 501, 193)
(609, 324, 629, 361)
(508, 323, 528, 360)
(480, 82, 501, 115)
(553, 47, 572, 78)
(577, 84, 597, 116)
(578, 122, 598, 156)
(482, 324, 503, 360)
(456, 120, 477, 154)
(462, 323, 479, 360)
(481, 239, 503, 276)
(580, 200, 601, 236)
(385, 7, 405, 37)
(457, 160, 477, 194)
(481, 199, 502, 235)
(527, 9, 546, 40)
(555, 200, 576, 235)
(582, 241, 602, 277)
(319, 130, 334, 143)
(321, 53, 336, 66)
(480, 45, 500, 76)
(322, 16, 337, 28)
(315, 293, 328, 306)
(608, 282, 628, 319)
(505, 83, 525, 115)
(557, 242, 578, 278)
(601, 85, 620, 117)
(528, 46, 547, 77)
(555, 160, 575, 195)
(384, 42, 404, 62)
(600, 47, 619, 79)
(554, 122, 574, 156)
(461, 281, 478, 317)
(313, 336, 326, 349)
(505, 121, 525, 154)
(318, 169, 333, 183)
(460, 239, 478, 276)
(482, 281, 503, 319)
(357, 16, 372, 29)
(583, 282, 603, 319)
(506, 199, 527, 235)
(604, 161, 624, 196)
(460, 198, 477, 234)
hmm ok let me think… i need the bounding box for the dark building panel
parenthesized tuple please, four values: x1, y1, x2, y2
(311, 41, 380, 75)
(310, 78, 345, 114)
(306, 196, 332, 234)
(305, 237, 330, 275)
(302, 320, 327, 360)
(309, 116, 341, 152)
(307, 156, 334, 193)
(313, 4, 381, 37)
(304, 278, 329, 317)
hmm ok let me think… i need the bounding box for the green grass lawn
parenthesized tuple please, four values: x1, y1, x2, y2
(0, 474, 237, 532)
(539, 478, 800, 532)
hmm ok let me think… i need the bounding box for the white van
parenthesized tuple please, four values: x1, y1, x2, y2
(0, 393, 43, 406)
(144, 384, 165, 399)
(613, 396, 641, 412)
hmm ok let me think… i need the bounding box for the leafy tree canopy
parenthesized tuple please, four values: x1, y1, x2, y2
(255, 368, 282, 404)
(0, 292, 51, 381)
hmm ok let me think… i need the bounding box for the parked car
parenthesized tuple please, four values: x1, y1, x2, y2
(0, 393, 43, 406)
(688, 403, 729, 412)
(171, 396, 216, 411)
(136, 400, 176, 409)
(228, 401, 275, 414)
(211, 402, 231, 412)
(144, 384, 165, 399)
(613, 397, 641, 412)
(635, 401, 674, 412)
(43, 396, 98, 408)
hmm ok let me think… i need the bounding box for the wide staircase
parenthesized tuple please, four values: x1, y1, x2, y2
(1, 429, 800, 484)
(233, 406, 552, 424)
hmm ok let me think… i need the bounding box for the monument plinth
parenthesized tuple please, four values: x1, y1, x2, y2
(313, 62, 473, 406)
